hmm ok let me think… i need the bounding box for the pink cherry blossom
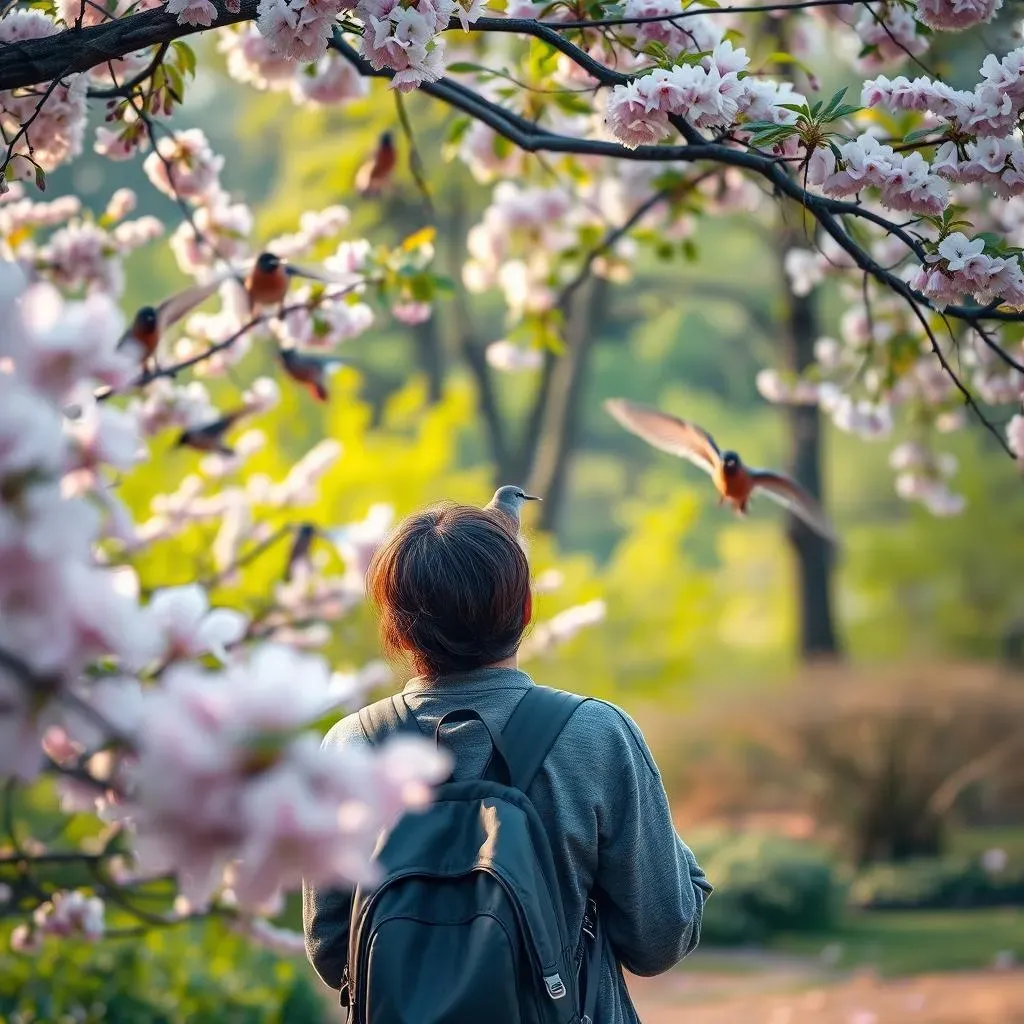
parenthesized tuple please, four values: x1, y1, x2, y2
(391, 301, 432, 325)
(220, 27, 300, 91)
(292, 53, 370, 105)
(165, 0, 218, 26)
(605, 81, 670, 149)
(143, 129, 224, 202)
(258, 0, 355, 62)
(916, 0, 1002, 31)
(486, 340, 543, 373)
(853, 3, 928, 69)
(146, 584, 249, 664)
(32, 891, 105, 940)
(121, 645, 449, 908)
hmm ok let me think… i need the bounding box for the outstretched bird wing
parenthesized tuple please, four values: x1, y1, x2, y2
(156, 276, 228, 333)
(604, 398, 722, 476)
(748, 470, 839, 545)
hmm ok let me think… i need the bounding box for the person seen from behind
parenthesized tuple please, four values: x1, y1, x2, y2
(303, 502, 712, 1023)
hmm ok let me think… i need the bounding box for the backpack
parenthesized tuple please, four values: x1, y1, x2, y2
(343, 685, 603, 1024)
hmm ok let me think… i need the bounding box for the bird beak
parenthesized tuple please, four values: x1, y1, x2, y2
(523, 494, 542, 502)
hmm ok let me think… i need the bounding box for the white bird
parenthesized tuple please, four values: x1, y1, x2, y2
(484, 485, 542, 532)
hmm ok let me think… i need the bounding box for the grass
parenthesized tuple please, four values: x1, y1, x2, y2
(769, 907, 1024, 977)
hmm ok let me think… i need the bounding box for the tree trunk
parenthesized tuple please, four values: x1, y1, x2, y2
(412, 316, 444, 403)
(527, 278, 608, 537)
(779, 224, 842, 659)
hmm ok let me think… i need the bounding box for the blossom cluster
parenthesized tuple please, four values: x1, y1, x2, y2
(105, 644, 449, 909)
(0, 184, 163, 299)
(0, 12, 88, 183)
(11, 891, 106, 952)
(201, 0, 484, 95)
(605, 42, 795, 149)
(807, 135, 949, 217)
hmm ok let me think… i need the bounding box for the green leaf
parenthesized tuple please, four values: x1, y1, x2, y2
(430, 274, 457, 294)
(446, 61, 493, 75)
(165, 65, 185, 103)
(820, 86, 848, 119)
(681, 238, 698, 262)
(765, 51, 815, 78)
(829, 104, 862, 120)
(553, 92, 594, 115)
(444, 115, 472, 146)
(903, 126, 942, 143)
(34, 165, 45, 192)
(172, 40, 197, 78)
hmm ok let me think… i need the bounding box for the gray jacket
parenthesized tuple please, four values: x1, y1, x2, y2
(302, 667, 712, 1023)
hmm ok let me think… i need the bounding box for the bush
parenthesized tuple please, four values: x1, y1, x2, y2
(672, 663, 1024, 866)
(0, 918, 328, 1024)
(850, 854, 1024, 911)
(689, 830, 844, 946)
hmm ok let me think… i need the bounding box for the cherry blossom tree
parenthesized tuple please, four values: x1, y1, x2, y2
(1, 0, 1023, 957)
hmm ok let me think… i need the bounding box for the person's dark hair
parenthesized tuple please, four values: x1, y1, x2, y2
(366, 503, 532, 678)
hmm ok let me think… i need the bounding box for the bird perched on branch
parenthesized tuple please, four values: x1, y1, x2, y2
(355, 131, 397, 197)
(604, 398, 838, 544)
(485, 485, 542, 532)
(242, 251, 335, 313)
(174, 408, 250, 457)
(118, 278, 225, 366)
(277, 348, 350, 403)
(284, 522, 318, 582)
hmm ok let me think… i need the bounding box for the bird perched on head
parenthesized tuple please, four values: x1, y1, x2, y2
(174, 407, 250, 457)
(484, 485, 542, 532)
(277, 348, 350, 403)
(117, 278, 225, 367)
(243, 251, 335, 313)
(604, 398, 839, 544)
(355, 131, 397, 197)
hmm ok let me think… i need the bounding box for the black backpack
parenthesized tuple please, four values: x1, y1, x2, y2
(344, 685, 603, 1024)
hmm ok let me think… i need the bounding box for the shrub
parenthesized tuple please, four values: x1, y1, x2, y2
(850, 855, 1024, 911)
(672, 663, 1024, 866)
(689, 829, 844, 946)
(0, 918, 328, 1024)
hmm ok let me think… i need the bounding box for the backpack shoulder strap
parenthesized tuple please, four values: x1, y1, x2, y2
(357, 693, 423, 747)
(499, 685, 589, 792)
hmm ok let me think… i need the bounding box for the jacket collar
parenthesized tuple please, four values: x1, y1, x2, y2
(403, 666, 533, 695)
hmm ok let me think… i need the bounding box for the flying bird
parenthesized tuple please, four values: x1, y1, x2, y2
(485, 485, 542, 532)
(284, 522, 318, 582)
(604, 398, 838, 544)
(243, 251, 335, 313)
(277, 348, 349, 403)
(174, 408, 250, 457)
(117, 278, 225, 366)
(355, 131, 397, 197)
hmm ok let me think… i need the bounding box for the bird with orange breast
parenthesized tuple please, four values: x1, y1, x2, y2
(117, 278, 226, 368)
(174, 407, 250, 457)
(604, 398, 839, 544)
(355, 131, 397, 198)
(242, 251, 336, 315)
(277, 348, 351, 403)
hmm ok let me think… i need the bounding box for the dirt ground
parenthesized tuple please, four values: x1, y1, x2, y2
(627, 961, 1024, 1023)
